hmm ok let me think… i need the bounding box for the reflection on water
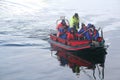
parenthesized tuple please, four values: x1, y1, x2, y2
(51, 48, 107, 80)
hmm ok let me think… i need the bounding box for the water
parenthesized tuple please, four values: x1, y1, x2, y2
(0, 0, 120, 80)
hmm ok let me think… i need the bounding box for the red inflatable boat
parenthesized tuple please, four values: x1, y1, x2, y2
(49, 17, 106, 51)
(49, 33, 105, 51)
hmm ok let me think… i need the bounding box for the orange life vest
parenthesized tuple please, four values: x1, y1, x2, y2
(67, 32, 75, 40)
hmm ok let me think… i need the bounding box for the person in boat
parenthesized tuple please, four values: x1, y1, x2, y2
(67, 28, 77, 40)
(57, 28, 67, 39)
(56, 20, 68, 39)
(70, 13, 80, 32)
(87, 24, 99, 40)
(78, 23, 89, 40)
(56, 19, 68, 30)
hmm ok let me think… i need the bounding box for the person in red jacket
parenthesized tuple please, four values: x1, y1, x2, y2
(56, 19, 68, 30)
(56, 19, 70, 39)
(67, 28, 77, 40)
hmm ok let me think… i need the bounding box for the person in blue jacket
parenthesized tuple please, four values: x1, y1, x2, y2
(78, 23, 99, 40)
(57, 27, 67, 39)
(87, 24, 99, 40)
(78, 23, 89, 40)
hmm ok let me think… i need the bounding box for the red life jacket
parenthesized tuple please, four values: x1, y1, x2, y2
(56, 23, 68, 30)
(89, 29, 97, 37)
(93, 29, 97, 36)
(97, 37, 103, 42)
(56, 23, 63, 30)
(67, 32, 74, 40)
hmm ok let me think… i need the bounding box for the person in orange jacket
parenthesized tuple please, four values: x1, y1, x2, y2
(67, 28, 77, 40)
(56, 19, 68, 30)
(56, 19, 69, 39)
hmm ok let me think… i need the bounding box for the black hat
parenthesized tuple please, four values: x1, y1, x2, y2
(74, 13, 78, 17)
(61, 19, 66, 25)
(81, 23, 85, 27)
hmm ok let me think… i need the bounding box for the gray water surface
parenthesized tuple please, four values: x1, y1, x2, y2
(0, 0, 120, 80)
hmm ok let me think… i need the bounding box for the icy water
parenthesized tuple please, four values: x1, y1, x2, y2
(0, 0, 120, 80)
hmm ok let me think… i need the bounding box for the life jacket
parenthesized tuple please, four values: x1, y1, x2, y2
(67, 32, 74, 40)
(97, 37, 103, 42)
(56, 23, 68, 30)
(70, 16, 80, 30)
(88, 29, 99, 40)
(57, 28, 67, 39)
(56, 23, 63, 30)
(93, 29, 97, 36)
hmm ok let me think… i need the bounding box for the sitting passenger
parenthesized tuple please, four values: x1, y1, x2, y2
(57, 28, 67, 39)
(78, 23, 89, 40)
(56, 19, 68, 30)
(56, 19, 69, 39)
(87, 24, 99, 40)
(67, 28, 77, 40)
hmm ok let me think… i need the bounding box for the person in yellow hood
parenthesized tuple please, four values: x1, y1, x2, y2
(70, 13, 80, 32)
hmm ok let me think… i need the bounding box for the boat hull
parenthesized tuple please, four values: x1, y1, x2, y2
(49, 34, 105, 51)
